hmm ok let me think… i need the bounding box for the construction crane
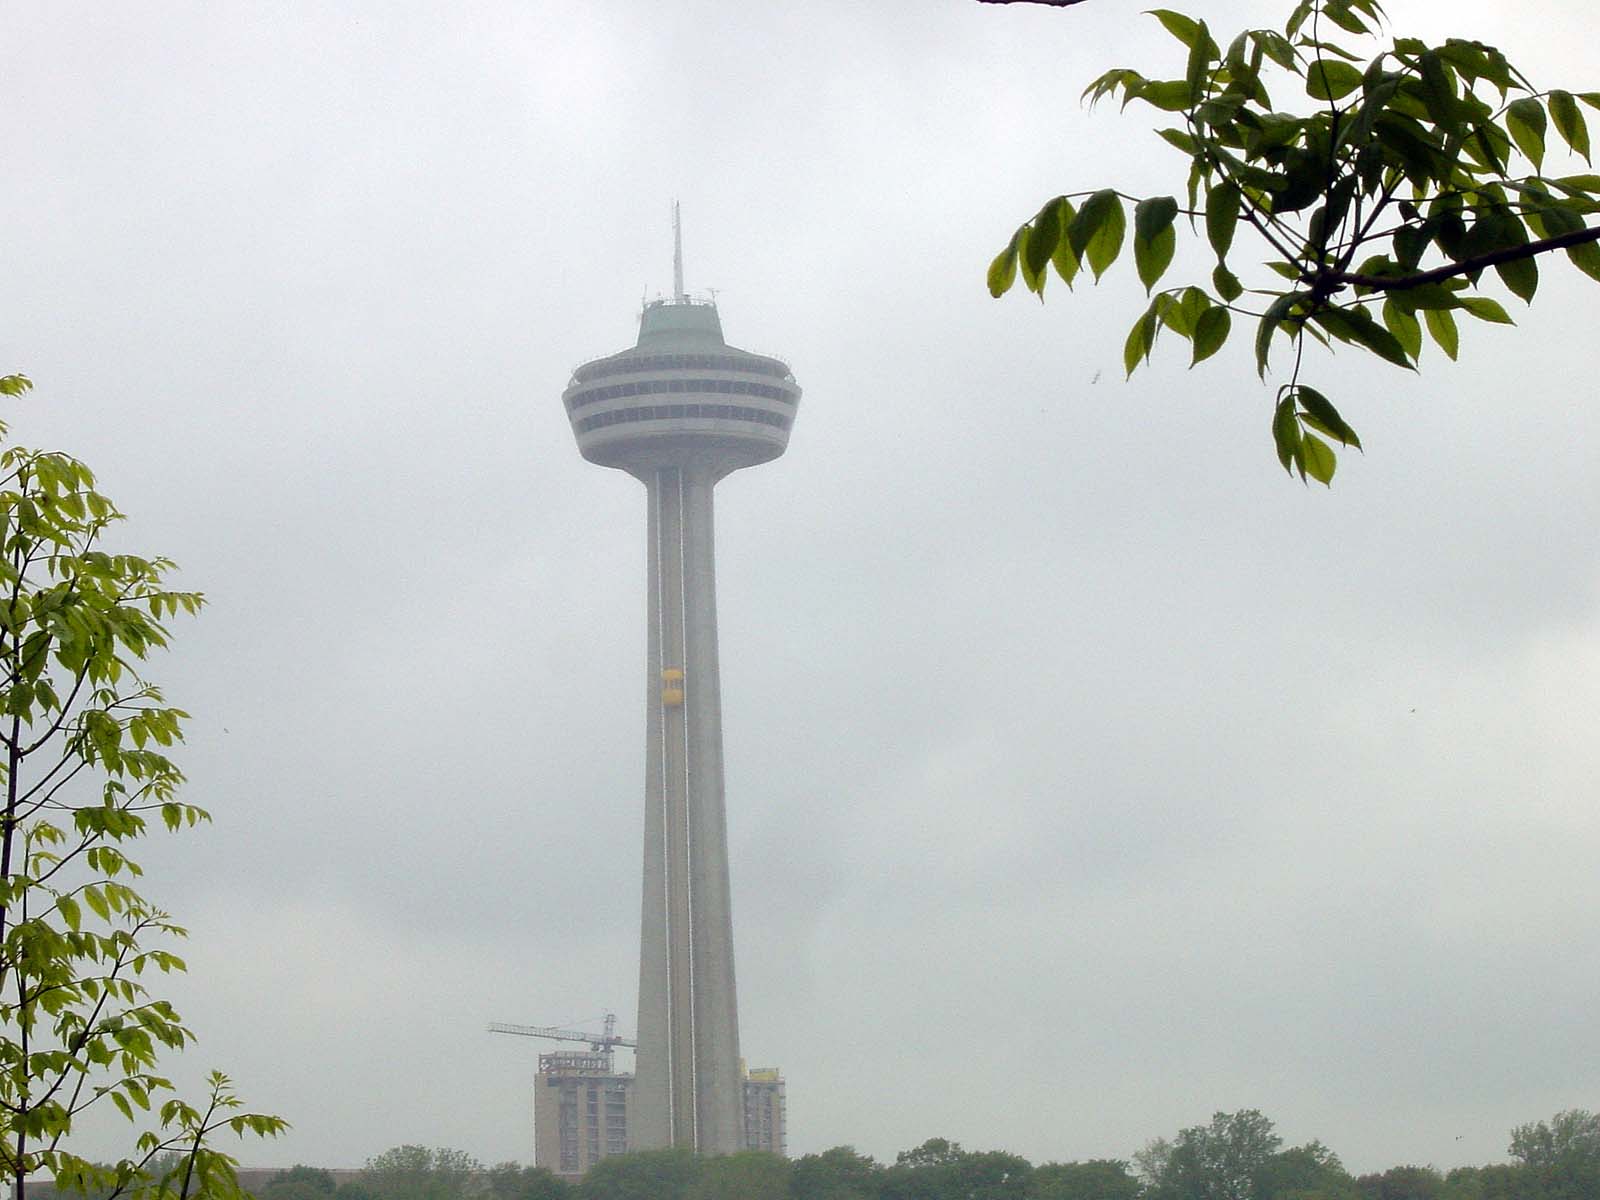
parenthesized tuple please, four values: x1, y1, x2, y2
(487, 1012, 637, 1072)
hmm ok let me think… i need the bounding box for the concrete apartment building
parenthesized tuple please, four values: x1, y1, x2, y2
(743, 1069, 787, 1158)
(533, 1051, 634, 1178)
(532, 1053, 786, 1177)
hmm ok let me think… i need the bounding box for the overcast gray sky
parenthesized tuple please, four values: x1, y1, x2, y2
(4, 0, 1598, 1180)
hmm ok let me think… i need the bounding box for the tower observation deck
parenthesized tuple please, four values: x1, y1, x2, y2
(562, 266, 800, 1154)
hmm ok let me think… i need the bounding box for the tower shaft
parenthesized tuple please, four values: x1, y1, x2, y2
(634, 462, 743, 1154)
(562, 277, 798, 1155)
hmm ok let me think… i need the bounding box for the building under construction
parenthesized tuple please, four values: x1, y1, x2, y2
(493, 1016, 786, 1176)
(530, 1054, 788, 1178)
(533, 1050, 634, 1177)
(743, 1068, 787, 1158)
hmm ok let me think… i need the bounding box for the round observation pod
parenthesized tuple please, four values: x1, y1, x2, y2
(563, 297, 801, 477)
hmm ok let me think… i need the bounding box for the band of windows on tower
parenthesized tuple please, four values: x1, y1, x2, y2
(575, 404, 792, 434)
(565, 376, 797, 412)
(570, 352, 794, 384)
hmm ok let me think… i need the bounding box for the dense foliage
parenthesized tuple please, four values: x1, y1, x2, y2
(329, 1110, 1599, 1200)
(0, 377, 283, 1200)
(988, 0, 1600, 482)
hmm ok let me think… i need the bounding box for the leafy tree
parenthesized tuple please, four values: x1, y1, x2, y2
(575, 1149, 698, 1200)
(1255, 1142, 1353, 1199)
(1435, 1165, 1527, 1200)
(1135, 1139, 1176, 1195)
(1508, 1108, 1600, 1170)
(791, 1147, 882, 1200)
(1027, 1158, 1140, 1200)
(486, 1163, 568, 1200)
(360, 1147, 484, 1200)
(690, 1151, 791, 1200)
(263, 1167, 337, 1200)
(1139, 1110, 1283, 1200)
(987, 0, 1600, 483)
(883, 1140, 1031, 1200)
(0, 375, 284, 1200)
(897, 1141, 968, 1171)
(1508, 1109, 1600, 1200)
(1354, 1166, 1443, 1200)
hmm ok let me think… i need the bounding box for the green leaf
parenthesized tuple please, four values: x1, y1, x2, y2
(1320, 1, 1370, 36)
(1253, 29, 1296, 71)
(1255, 293, 1300, 378)
(1070, 190, 1127, 281)
(1415, 50, 1459, 127)
(1527, 200, 1585, 240)
(1554, 173, 1600, 195)
(1185, 19, 1214, 103)
(1212, 264, 1243, 301)
(1136, 227, 1176, 292)
(1191, 305, 1231, 365)
(987, 231, 1021, 298)
(1157, 127, 1198, 154)
(1285, 0, 1314, 39)
(1147, 8, 1202, 49)
(1083, 67, 1148, 108)
(1271, 394, 1302, 475)
(1158, 286, 1206, 337)
(1505, 97, 1547, 170)
(1550, 90, 1592, 163)
(1386, 282, 1463, 313)
(1299, 430, 1337, 484)
(84, 884, 112, 921)
(1133, 196, 1179, 291)
(1306, 58, 1363, 101)
(1567, 238, 1600, 283)
(1423, 306, 1459, 359)
(1134, 80, 1195, 112)
(1022, 203, 1062, 296)
(1381, 298, 1422, 361)
(1134, 195, 1179, 249)
(1271, 148, 1327, 214)
(1206, 180, 1240, 260)
(1311, 306, 1415, 370)
(1456, 296, 1514, 325)
(1393, 221, 1430, 269)
(58, 894, 82, 932)
(1050, 201, 1081, 287)
(1496, 253, 1538, 302)
(1294, 384, 1361, 448)
(1123, 304, 1159, 378)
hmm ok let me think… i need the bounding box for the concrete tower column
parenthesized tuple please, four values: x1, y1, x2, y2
(635, 462, 743, 1154)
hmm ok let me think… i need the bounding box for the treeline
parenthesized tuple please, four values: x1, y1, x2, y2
(253, 1107, 1599, 1200)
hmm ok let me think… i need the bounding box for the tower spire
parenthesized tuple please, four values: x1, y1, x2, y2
(672, 200, 685, 301)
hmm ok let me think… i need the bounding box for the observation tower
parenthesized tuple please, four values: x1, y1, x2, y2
(561, 209, 800, 1154)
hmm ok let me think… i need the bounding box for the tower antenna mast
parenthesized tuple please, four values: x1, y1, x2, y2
(672, 200, 685, 301)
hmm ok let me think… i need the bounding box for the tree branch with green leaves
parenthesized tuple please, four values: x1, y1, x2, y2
(987, 0, 1600, 483)
(0, 374, 284, 1200)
